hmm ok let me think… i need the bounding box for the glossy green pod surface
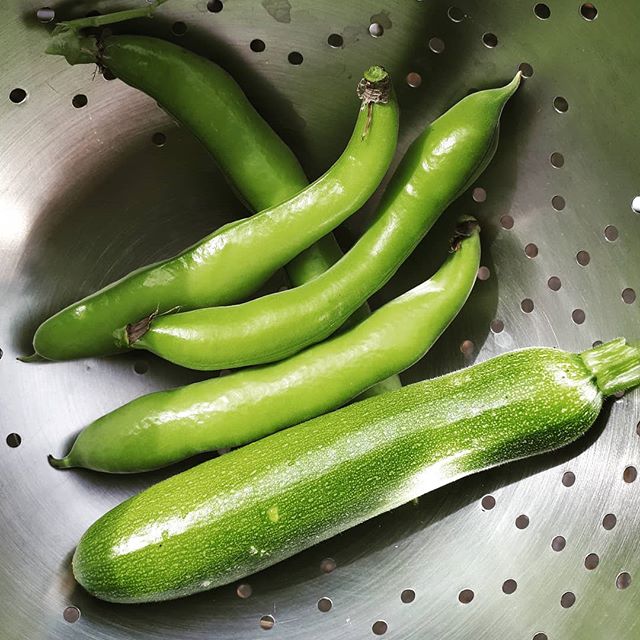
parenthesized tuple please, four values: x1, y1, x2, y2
(101, 36, 404, 395)
(31, 66, 398, 361)
(50, 218, 480, 473)
(124, 75, 520, 370)
(71, 339, 640, 602)
(46, 22, 400, 394)
(103, 36, 308, 212)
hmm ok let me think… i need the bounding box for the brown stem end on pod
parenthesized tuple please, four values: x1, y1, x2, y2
(450, 217, 481, 252)
(126, 315, 155, 345)
(357, 66, 392, 140)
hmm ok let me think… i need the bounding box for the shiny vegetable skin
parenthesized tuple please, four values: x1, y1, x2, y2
(45, 8, 399, 394)
(123, 76, 520, 370)
(50, 218, 480, 473)
(103, 35, 308, 211)
(30, 67, 398, 361)
(72, 338, 640, 603)
(100, 35, 400, 391)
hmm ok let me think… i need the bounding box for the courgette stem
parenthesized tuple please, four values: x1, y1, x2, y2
(580, 338, 640, 396)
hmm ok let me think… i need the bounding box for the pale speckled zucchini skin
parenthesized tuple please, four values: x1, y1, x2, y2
(73, 346, 607, 603)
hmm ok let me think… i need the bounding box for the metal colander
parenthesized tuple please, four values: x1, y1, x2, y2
(1, 1, 638, 638)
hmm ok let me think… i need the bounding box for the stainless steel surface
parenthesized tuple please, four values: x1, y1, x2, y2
(1, 1, 638, 638)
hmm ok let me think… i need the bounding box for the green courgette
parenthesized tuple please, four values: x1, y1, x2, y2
(72, 338, 640, 603)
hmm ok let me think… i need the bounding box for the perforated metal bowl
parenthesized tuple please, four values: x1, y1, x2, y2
(1, 1, 639, 638)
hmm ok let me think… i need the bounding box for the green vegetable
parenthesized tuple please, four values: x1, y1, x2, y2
(44, 6, 400, 396)
(29, 66, 398, 361)
(120, 76, 520, 370)
(72, 338, 640, 603)
(50, 217, 480, 473)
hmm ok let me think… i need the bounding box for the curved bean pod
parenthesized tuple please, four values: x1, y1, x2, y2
(45, 7, 400, 393)
(30, 66, 398, 361)
(122, 75, 519, 370)
(49, 217, 480, 473)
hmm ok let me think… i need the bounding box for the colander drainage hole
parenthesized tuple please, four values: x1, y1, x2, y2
(317, 597, 333, 612)
(571, 309, 586, 325)
(553, 96, 569, 113)
(72, 94, 88, 109)
(460, 340, 475, 359)
(372, 620, 388, 635)
(236, 583, 252, 598)
(602, 513, 617, 530)
(207, 0, 223, 12)
(519, 62, 534, 78)
(260, 614, 275, 630)
(580, 3, 598, 21)
(428, 37, 445, 54)
(172, 21, 188, 36)
(622, 288, 636, 304)
(534, 3, 551, 20)
(576, 250, 590, 266)
(502, 579, 517, 594)
(550, 151, 564, 167)
(447, 7, 466, 23)
(401, 588, 416, 603)
(533, 634, 548, 640)
(490, 319, 504, 334)
(521, 299, 534, 313)
(562, 471, 575, 487)
(0, 346, 3, 359)
(63, 606, 80, 623)
(616, 572, 631, 589)
(320, 557, 337, 573)
(584, 553, 599, 570)
(406, 72, 422, 88)
(524, 243, 538, 258)
(552, 535, 566, 552)
(500, 214, 514, 229)
(6, 433, 21, 448)
(604, 225, 619, 241)
(152, 132, 166, 147)
(631, 196, 640, 213)
(482, 33, 498, 48)
(551, 195, 566, 211)
(547, 276, 562, 291)
(9, 88, 27, 104)
(623, 466, 637, 483)
(636, 420, 640, 437)
(369, 23, 384, 38)
(477, 266, 490, 281)
(288, 51, 303, 65)
(472, 186, 486, 202)
(36, 7, 55, 23)
(134, 360, 149, 375)
(515, 514, 529, 529)
(560, 591, 576, 608)
(458, 589, 474, 604)
(327, 33, 343, 48)
(481, 495, 496, 510)
(250, 39, 266, 52)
